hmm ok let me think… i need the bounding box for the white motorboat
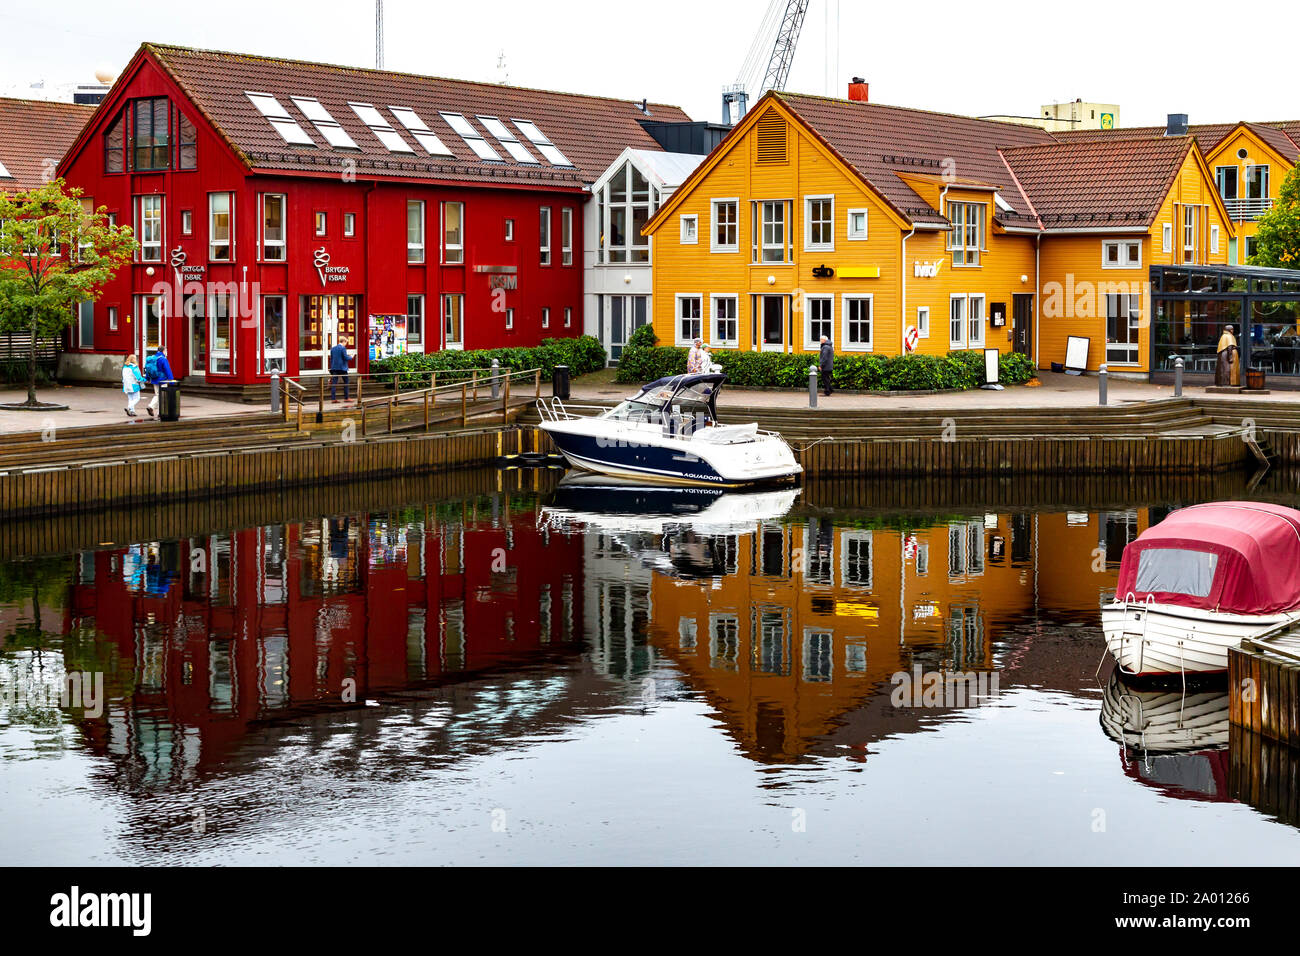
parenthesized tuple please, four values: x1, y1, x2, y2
(1102, 501, 1300, 677)
(536, 372, 802, 488)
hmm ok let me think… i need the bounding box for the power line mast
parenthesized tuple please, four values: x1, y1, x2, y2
(760, 0, 810, 96)
(375, 0, 385, 69)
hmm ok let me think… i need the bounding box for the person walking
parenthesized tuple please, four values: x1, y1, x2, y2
(818, 335, 834, 397)
(144, 344, 175, 419)
(329, 339, 353, 402)
(686, 336, 711, 374)
(122, 354, 145, 418)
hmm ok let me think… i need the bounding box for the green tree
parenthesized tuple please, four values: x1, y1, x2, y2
(1250, 164, 1300, 269)
(0, 179, 135, 407)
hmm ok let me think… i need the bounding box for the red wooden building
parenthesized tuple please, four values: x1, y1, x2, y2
(57, 43, 690, 391)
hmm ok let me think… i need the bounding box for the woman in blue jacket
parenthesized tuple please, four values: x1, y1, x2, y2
(122, 354, 145, 418)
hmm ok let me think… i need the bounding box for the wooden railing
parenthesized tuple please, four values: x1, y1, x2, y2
(354, 367, 541, 436)
(279, 366, 518, 426)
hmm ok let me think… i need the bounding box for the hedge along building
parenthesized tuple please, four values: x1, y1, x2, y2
(643, 88, 1235, 375)
(55, 43, 691, 392)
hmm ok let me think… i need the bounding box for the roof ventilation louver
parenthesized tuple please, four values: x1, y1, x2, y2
(388, 107, 453, 156)
(439, 113, 502, 162)
(349, 103, 414, 153)
(291, 97, 359, 149)
(510, 120, 572, 167)
(245, 92, 315, 146)
(477, 116, 538, 164)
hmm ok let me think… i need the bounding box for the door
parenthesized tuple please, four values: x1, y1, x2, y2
(186, 294, 206, 376)
(300, 296, 359, 373)
(761, 294, 785, 352)
(1012, 294, 1033, 358)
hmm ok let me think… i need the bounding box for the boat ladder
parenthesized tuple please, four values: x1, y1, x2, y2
(1107, 592, 1153, 678)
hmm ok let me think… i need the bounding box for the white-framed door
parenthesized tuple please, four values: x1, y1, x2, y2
(760, 294, 785, 352)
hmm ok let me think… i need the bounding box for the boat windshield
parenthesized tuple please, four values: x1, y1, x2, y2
(1134, 547, 1219, 597)
(603, 398, 663, 424)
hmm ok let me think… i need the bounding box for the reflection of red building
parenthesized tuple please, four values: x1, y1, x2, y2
(57, 43, 690, 387)
(64, 504, 584, 780)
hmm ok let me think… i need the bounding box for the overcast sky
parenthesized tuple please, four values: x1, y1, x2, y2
(3, 0, 1296, 129)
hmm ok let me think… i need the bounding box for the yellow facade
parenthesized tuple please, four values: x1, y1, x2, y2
(1202, 124, 1296, 262)
(645, 100, 1243, 375)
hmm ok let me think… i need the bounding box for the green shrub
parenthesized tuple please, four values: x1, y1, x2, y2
(615, 347, 1035, 391)
(372, 335, 606, 389)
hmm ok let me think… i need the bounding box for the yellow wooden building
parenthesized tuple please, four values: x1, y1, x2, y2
(643, 91, 1266, 374)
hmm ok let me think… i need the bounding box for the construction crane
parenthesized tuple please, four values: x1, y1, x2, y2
(723, 0, 812, 124)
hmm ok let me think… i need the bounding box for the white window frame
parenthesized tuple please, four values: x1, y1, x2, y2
(1162, 222, 1172, 254)
(846, 207, 869, 241)
(804, 294, 834, 350)
(841, 294, 873, 351)
(504, 218, 514, 241)
(262, 294, 287, 373)
(675, 294, 703, 346)
(1102, 238, 1141, 269)
(539, 206, 551, 265)
(1183, 205, 1198, 263)
(840, 530, 873, 589)
(407, 200, 425, 264)
(108, 305, 119, 332)
(207, 291, 233, 374)
(967, 294, 986, 348)
(1105, 292, 1142, 365)
(542, 307, 550, 329)
(315, 211, 327, 237)
(208, 192, 233, 262)
(406, 293, 424, 350)
(561, 207, 573, 265)
(679, 213, 698, 245)
(181, 209, 193, 236)
(343, 212, 356, 237)
(442, 293, 464, 350)
(441, 201, 463, 265)
(564, 306, 572, 328)
(946, 200, 985, 267)
(505, 307, 514, 330)
(916, 305, 930, 339)
(949, 294, 967, 349)
(711, 294, 739, 347)
(753, 200, 790, 263)
(804, 195, 834, 252)
(136, 194, 163, 262)
(259, 193, 286, 262)
(710, 198, 739, 252)
(1211, 224, 1221, 255)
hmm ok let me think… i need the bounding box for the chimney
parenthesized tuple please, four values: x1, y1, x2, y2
(848, 77, 868, 102)
(1166, 113, 1189, 136)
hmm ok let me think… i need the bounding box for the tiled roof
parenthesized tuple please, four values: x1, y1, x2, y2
(1000, 136, 1192, 228)
(144, 43, 691, 188)
(0, 97, 96, 192)
(1054, 121, 1299, 164)
(774, 92, 1057, 227)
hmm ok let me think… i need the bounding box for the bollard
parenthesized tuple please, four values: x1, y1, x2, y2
(809, 364, 819, 409)
(1173, 356, 1184, 398)
(1098, 363, 1108, 406)
(270, 371, 281, 414)
(490, 358, 500, 401)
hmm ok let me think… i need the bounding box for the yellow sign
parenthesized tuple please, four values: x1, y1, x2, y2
(1100, 113, 1114, 129)
(838, 266, 881, 279)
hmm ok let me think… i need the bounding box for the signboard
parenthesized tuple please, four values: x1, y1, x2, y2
(1100, 112, 1115, 129)
(1065, 335, 1090, 375)
(368, 313, 407, 361)
(838, 266, 880, 279)
(984, 347, 1000, 385)
(990, 302, 1006, 328)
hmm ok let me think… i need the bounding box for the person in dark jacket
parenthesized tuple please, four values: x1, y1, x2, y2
(145, 345, 175, 419)
(818, 335, 834, 396)
(329, 340, 353, 402)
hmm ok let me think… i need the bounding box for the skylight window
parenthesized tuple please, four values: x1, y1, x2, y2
(994, 193, 1014, 213)
(477, 116, 538, 164)
(348, 102, 413, 153)
(439, 113, 502, 162)
(388, 107, 453, 157)
(291, 97, 359, 149)
(0, 159, 11, 178)
(511, 120, 571, 167)
(245, 92, 315, 146)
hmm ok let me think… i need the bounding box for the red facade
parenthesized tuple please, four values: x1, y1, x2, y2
(58, 51, 587, 385)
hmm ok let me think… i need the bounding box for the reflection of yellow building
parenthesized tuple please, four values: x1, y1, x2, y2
(645, 515, 1046, 762)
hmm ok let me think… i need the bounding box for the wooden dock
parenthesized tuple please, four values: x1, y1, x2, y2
(1229, 634, 1300, 745)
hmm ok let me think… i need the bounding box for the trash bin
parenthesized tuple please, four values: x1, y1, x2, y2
(159, 381, 181, 422)
(552, 364, 570, 400)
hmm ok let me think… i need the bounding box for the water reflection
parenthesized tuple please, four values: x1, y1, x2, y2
(3, 471, 1300, 863)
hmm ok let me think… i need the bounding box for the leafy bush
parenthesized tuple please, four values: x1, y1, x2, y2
(372, 336, 606, 389)
(616, 346, 1035, 390)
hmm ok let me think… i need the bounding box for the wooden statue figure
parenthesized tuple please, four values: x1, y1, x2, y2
(1215, 325, 1240, 387)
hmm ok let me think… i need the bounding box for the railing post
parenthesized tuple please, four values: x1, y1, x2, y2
(361, 402, 367, 437)
(808, 364, 819, 408)
(534, 368, 540, 401)
(1098, 363, 1108, 406)
(461, 383, 468, 427)
(431, 370, 437, 403)
(388, 396, 394, 433)
(270, 370, 281, 415)
(502, 372, 510, 424)
(472, 369, 478, 401)
(490, 359, 500, 400)
(356, 376, 363, 407)
(424, 389, 430, 432)
(1174, 356, 1184, 398)
(317, 375, 325, 423)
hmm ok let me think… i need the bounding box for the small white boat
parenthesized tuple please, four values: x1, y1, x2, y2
(1102, 501, 1300, 677)
(536, 372, 802, 488)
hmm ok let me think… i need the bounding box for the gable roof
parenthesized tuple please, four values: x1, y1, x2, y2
(1001, 135, 1194, 229)
(1054, 121, 1300, 165)
(0, 97, 96, 192)
(774, 92, 1055, 228)
(124, 43, 690, 189)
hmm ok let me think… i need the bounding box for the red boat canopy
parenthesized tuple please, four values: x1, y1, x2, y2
(1115, 502, 1300, 615)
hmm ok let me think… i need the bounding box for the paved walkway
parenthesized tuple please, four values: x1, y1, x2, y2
(0, 385, 252, 434)
(568, 369, 1300, 410)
